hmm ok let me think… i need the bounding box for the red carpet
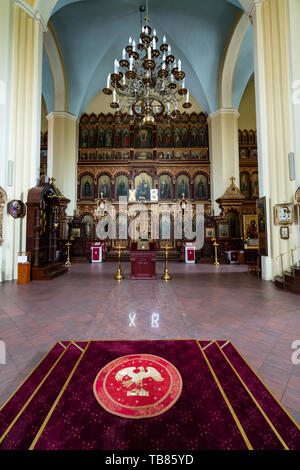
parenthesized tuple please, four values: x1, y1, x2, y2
(0, 340, 299, 450)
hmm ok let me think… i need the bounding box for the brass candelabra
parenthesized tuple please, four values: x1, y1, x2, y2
(212, 238, 219, 266)
(162, 244, 172, 280)
(115, 244, 124, 280)
(65, 242, 72, 267)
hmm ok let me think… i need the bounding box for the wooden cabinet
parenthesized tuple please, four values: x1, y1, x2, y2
(18, 263, 31, 284)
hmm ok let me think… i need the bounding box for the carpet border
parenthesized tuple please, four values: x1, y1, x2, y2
(29, 341, 91, 450)
(223, 341, 300, 433)
(0, 341, 67, 412)
(214, 341, 289, 450)
(196, 340, 253, 450)
(0, 342, 71, 445)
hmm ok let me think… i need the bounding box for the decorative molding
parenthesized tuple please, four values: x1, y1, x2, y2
(247, 0, 265, 19)
(208, 108, 240, 122)
(46, 111, 77, 122)
(15, 0, 47, 32)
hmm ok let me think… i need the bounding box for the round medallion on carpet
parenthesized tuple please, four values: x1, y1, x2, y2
(93, 354, 183, 419)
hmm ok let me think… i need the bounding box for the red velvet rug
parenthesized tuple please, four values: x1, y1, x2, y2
(0, 340, 299, 450)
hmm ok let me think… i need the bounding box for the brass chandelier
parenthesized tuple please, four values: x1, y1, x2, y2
(103, 2, 192, 126)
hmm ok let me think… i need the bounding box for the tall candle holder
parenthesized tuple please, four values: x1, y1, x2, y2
(115, 244, 124, 280)
(212, 238, 219, 266)
(162, 243, 172, 280)
(65, 242, 72, 267)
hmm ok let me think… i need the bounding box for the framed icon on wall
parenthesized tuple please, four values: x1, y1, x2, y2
(7, 200, 26, 219)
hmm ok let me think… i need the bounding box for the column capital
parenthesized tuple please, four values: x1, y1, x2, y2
(14, 0, 47, 32)
(208, 108, 240, 122)
(46, 111, 78, 122)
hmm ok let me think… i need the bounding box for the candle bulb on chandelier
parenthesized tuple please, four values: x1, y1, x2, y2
(186, 91, 190, 103)
(114, 59, 119, 74)
(113, 89, 116, 102)
(153, 29, 156, 36)
(182, 79, 185, 89)
(107, 73, 111, 89)
(178, 59, 181, 72)
(132, 40, 136, 52)
(168, 45, 171, 55)
(163, 35, 166, 44)
(153, 37, 156, 49)
(129, 37, 132, 45)
(122, 48, 126, 60)
(148, 46, 151, 60)
(129, 56, 133, 71)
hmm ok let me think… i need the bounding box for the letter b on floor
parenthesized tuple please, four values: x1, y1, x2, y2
(0, 340, 6, 364)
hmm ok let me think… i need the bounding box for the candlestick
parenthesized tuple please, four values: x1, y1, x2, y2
(65, 242, 72, 267)
(162, 244, 172, 280)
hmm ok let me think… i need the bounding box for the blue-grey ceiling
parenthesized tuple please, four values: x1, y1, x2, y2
(43, 0, 254, 117)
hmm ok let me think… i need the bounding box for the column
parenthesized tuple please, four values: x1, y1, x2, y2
(208, 108, 240, 215)
(252, 0, 296, 280)
(287, 0, 300, 261)
(47, 112, 78, 216)
(0, 2, 44, 281)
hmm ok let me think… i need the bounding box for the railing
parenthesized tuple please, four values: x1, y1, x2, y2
(275, 246, 300, 284)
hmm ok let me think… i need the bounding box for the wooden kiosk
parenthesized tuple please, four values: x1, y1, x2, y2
(26, 180, 70, 280)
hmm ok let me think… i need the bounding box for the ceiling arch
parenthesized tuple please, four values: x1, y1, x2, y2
(41, 0, 255, 117)
(219, 12, 251, 109)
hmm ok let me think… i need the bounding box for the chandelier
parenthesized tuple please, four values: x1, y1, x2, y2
(103, 3, 191, 126)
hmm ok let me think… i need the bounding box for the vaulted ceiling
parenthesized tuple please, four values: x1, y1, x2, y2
(42, 0, 254, 117)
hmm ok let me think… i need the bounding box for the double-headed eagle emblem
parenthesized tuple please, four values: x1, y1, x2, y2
(115, 366, 164, 396)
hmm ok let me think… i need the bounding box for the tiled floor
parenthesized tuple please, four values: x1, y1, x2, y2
(0, 261, 300, 425)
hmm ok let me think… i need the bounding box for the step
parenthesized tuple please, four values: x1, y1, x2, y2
(0, 342, 87, 450)
(274, 276, 285, 289)
(292, 266, 300, 278)
(0, 342, 68, 437)
(32, 262, 68, 280)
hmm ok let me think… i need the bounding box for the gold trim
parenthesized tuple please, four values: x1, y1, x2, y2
(202, 340, 214, 351)
(223, 341, 300, 433)
(58, 341, 67, 349)
(220, 340, 229, 349)
(71, 341, 84, 352)
(196, 340, 253, 450)
(0, 342, 67, 412)
(0, 343, 71, 445)
(215, 341, 289, 450)
(29, 342, 91, 450)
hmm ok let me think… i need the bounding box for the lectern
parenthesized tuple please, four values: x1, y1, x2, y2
(130, 241, 156, 280)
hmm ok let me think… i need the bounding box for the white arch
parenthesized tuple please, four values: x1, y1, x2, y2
(218, 12, 250, 109)
(43, 22, 68, 112)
